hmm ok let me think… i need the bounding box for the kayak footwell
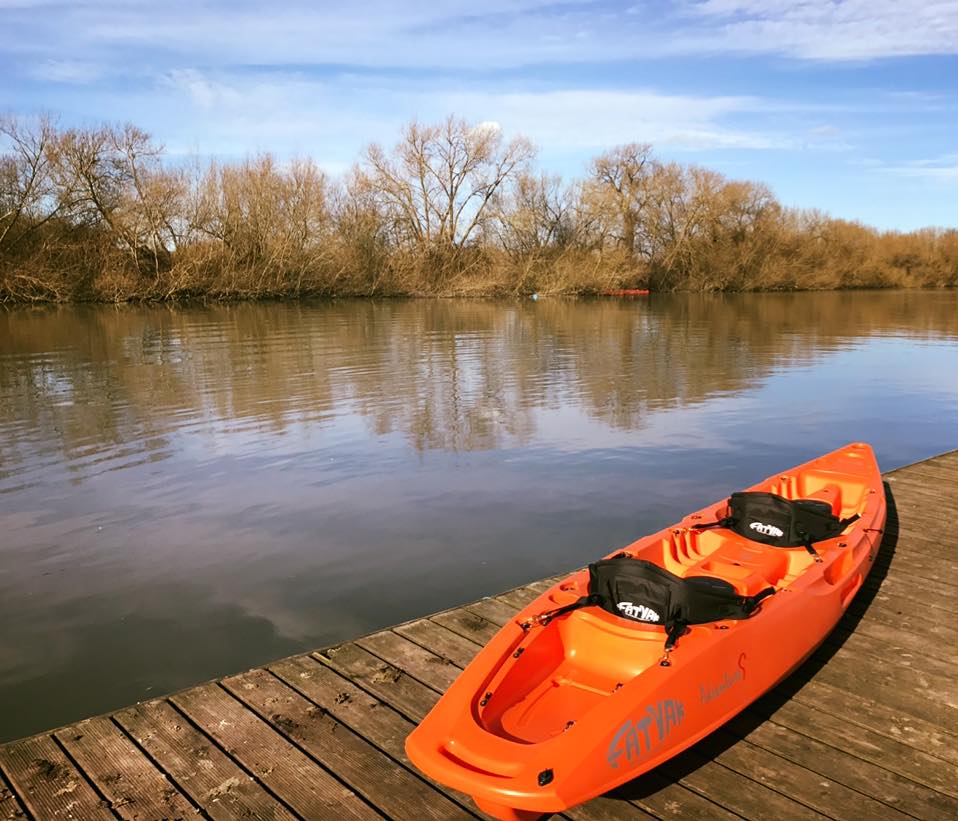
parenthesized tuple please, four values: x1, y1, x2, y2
(480, 615, 663, 743)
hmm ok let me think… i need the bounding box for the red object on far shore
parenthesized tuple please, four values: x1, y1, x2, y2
(600, 289, 650, 296)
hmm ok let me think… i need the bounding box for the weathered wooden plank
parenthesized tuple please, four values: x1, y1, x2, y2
(0, 734, 111, 820)
(864, 563, 958, 599)
(429, 609, 500, 646)
(657, 748, 829, 821)
(221, 668, 464, 821)
(882, 527, 958, 560)
(355, 631, 460, 693)
(0, 767, 27, 821)
(860, 575, 958, 615)
(113, 699, 295, 821)
(702, 729, 914, 821)
(271, 655, 419, 764)
(887, 466, 958, 491)
(623, 769, 742, 821)
(170, 684, 379, 820)
(887, 463, 958, 485)
(462, 597, 517, 628)
(819, 626, 958, 681)
(880, 531, 954, 561)
(806, 643, 958, 720)
(750, 696, 958, 800)
(395, 619, 485, 668)
(888, 494, 958, 532)
(563, 796, 655, 819)
(727, 713, 956, 819)
(844, 595, 958, 651)
(268, 655, 482, 817)
(786, 677, 958, 767)
(846, 591, 951, 636)
(494, 586, 544, 612)
(869, 550, 958, 588)
(54, 717, 196, 820)
(835, 612, 957, 666)
(316, 643, 439, 723)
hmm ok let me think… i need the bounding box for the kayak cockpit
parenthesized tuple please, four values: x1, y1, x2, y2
(478, 611, 663, 743)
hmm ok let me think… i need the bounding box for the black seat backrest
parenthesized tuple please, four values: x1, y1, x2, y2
(726, 492, 853, 547)
(586, 557, 773, 636)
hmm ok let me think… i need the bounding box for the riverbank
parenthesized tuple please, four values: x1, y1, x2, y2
(3, 115, 956, 304)
(2, 268, 955, 306)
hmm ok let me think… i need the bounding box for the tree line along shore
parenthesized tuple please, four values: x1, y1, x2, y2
(1, 114, 956, 303)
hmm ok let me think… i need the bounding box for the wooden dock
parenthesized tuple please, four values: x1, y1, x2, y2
(2, 451, 956, 820)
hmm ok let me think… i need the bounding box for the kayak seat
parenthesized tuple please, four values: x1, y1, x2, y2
(530, 557, 775, 654)
(692, 491, 860, 564)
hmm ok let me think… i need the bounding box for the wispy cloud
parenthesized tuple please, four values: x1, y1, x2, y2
(27, 59, 104, 84)
(685, 0, 958, 60)
(149, 69, 782, 159)
(4, 0, 957, 71)
(437, 89, 779, 151)
(886, 154, 958, 183)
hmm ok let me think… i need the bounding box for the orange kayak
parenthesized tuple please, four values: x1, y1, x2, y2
(406, 443, 886, 819)
(600, 288, 650, 296)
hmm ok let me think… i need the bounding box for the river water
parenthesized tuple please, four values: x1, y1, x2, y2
(1, 291, 957, 741)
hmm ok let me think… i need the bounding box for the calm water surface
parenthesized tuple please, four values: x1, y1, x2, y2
(2, 291, 957, 741)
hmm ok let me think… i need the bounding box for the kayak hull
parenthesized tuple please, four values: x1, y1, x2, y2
(405, 443, 886, 818)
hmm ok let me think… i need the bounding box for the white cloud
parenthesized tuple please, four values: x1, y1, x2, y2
(684, 0, 958, 61)
(886, 154, 958, 183)
(5, 0, 955, 72)
(163, 69, 245, 110)
(436, 89, 784, 151)
(143, 70, 783, 161)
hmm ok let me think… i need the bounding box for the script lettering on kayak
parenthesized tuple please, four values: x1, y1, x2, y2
(699, 652, 747, 704)
(606, 699, 685, 769)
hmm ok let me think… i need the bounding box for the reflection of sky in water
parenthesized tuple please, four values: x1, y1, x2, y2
(1, 292, 957, 741)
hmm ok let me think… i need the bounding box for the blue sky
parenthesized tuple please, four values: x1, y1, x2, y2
(2, 0, 956, 230)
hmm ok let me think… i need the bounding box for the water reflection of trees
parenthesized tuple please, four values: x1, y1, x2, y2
(1, 292, 956, 479)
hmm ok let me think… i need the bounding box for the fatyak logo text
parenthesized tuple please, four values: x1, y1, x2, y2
(607, 699, 685, 769)
(616, 601, 661, 622)
(749, 521, 784, 537)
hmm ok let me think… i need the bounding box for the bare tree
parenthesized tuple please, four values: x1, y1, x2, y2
(194, 154, 332, 292)
(359, 117, 535, 253)
(586, 142, 655, 255)
(0, 115, 61, 252)
(494, 172, 583, 256)
(45, 123, 183, 275)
